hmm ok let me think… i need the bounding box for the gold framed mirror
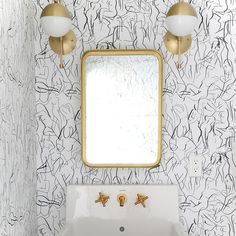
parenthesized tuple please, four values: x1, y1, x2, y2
(81, 50, 163, 168)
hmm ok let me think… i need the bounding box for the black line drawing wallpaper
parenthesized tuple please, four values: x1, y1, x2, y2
(34, 0, 236, 235)
(0, 0, 37, 235)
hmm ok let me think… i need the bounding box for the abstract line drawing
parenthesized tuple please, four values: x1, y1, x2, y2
(0, 0, 36, 235)
(34, 0, 236, 235)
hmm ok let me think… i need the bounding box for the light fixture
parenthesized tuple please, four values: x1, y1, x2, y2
(40, 0, 76, 68)
(164, 32, 192, 55)
(49, 30, 77, 65)
(40, 1, 72, 37)
(166, 2, 197, 37)
(164, 1, 197, 68)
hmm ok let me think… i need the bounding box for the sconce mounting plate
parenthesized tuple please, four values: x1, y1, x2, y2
(164, 31, 192, 55)
(49, 30, 76, 55)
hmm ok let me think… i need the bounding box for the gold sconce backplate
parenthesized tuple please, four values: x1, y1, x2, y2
(164, 31, 192, 55)
(49, 30, 77, 55)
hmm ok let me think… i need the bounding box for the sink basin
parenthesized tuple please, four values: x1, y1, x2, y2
(61, 218, 183, 236)
(60, 185, 185, 236)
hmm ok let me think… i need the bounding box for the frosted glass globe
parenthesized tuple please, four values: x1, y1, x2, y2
(166, 2, 197, 37)
(166, 15, 197, 37)
(41, 16, 72, 37)
(40, 3, 72, 37)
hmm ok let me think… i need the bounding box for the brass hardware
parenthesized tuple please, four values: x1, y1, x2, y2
(165, 2, 197, 69)
(49, 30, 77, 68)
(59, 36, 63, 68)
(41, 1, 76, 69)
(49, 30, 76, 55)
(95, 192, 110, 207)
(117, 193, 127, 207)
(164, 31, 192, 55)
(40, 2, 71, 18)
(166, 2, 197, 17)
(164, 31, 192, 68)
(81, 50, 163, 168)
(135, 194, 149, 208)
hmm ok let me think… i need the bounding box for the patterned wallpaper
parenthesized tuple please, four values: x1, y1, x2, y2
(0, 0, 36, 236)
(34, 0, 236, 236)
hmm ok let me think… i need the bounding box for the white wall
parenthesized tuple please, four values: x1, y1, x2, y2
(34, 0, 236, 235)
(0, 0, 37, 235)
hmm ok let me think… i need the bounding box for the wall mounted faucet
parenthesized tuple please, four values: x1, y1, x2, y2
(117, 193, 127, 207)
(95, 192, 149, 208)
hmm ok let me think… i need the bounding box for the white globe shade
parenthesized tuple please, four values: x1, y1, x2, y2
(41, 16, 72, 37)
(40, 3, 72, 37)
(166, 2, 197, 37)
(166, 15, 197, 37)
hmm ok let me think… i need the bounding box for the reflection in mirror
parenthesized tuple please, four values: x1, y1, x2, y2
(81, 50, 163, 167)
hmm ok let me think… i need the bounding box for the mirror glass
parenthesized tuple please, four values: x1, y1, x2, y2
(81, 50, 163, 167)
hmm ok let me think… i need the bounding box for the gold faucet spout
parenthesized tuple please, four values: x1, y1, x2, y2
(117, 193, 127, 207)
(119, 196, 125, 207)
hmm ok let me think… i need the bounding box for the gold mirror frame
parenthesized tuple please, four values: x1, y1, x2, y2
(81, 50, 163, 168)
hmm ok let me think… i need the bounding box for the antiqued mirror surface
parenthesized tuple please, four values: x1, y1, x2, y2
(81, 50, 163, 167)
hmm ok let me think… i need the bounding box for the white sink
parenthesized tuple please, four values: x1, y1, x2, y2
(60, 185, 185, 236)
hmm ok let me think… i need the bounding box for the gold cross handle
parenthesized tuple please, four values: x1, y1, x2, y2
(95, 192, 110, 207)
(135, 194, 149, 208)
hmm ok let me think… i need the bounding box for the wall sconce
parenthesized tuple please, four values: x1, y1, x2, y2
(164, 1, 197, 68)
(40, 0, 76, 68)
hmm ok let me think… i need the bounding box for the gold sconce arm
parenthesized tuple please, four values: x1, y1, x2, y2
(177, 36, 181, 69)
(60, 36, 63, 68)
